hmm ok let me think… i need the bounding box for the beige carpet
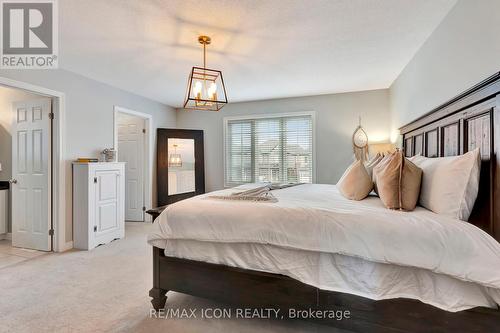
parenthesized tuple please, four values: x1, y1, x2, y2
(0, 223, 349, 333)
(0, 239, 47, 269)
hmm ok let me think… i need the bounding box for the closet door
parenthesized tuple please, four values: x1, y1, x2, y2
(11, 98, 52, 251)
(94, 169, 121, 240)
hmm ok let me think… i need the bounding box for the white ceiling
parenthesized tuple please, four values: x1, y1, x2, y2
(59, 0, 456, 107)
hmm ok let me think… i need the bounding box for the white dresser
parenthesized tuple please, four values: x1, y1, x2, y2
(73, 162, 125, 250)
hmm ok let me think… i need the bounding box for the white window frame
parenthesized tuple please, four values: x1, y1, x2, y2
(223, 111, 316, 188)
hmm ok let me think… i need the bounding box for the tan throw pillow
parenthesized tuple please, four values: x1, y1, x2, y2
(366, 153, 382, 166)
(365, 153, 383, 179)
(337, 160, 373, 201)
(373, 151, 422, 211)
(373, 153, 392, 194)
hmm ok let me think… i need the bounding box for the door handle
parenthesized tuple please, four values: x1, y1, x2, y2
(9, 179, 17, 184)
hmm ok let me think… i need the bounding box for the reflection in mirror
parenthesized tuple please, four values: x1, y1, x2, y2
(168, 138, 195, 195)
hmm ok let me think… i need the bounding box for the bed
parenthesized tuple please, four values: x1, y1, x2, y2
(147, 72, 500, 332)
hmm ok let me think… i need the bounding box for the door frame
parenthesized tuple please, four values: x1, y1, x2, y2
(0, 76, 68, 252)
(113, 106, 153, 222)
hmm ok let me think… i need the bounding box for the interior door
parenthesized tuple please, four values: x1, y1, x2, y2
(117, 113, 145, 221)
(11, 98, 51, 251)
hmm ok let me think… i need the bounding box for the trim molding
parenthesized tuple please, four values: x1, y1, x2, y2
(61, 241, 73, 252)
(0, 232, 12, 240)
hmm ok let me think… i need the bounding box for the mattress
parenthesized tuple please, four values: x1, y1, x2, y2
(159, 239, 500, 312)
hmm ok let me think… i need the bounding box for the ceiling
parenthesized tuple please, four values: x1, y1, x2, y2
(59, 0, 456, 107)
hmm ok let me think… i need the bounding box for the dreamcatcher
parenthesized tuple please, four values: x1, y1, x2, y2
(352, 117, 369, 162)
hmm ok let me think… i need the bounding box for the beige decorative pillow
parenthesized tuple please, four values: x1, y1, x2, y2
(373, 151, 422, 211)
(366, 153, 382, 166)
(337, 160, 373, 201)
(373, 153, 392, 194)
(365, 153, 383, 179)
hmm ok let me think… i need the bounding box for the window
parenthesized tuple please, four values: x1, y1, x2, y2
(224, 113, 314, 186)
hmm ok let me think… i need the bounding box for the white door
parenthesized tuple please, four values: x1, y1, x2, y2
(117, 113, 145, 221)
(11, 98, 51, 251)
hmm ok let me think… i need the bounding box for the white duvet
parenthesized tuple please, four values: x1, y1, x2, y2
(148, 184, 500, 291)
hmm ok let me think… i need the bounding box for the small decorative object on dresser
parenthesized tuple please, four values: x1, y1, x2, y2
(72, 162, 125, 250)
(75, 157, 99, 163)
(102, 148, 117, 162)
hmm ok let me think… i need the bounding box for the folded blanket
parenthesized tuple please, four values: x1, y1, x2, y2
(208, 183, 304, 203)
(208, 186, 277, 202)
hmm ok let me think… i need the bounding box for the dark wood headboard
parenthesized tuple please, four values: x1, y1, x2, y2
(400, 72, 500, 242)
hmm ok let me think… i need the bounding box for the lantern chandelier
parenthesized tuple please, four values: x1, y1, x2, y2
(168, 144, 182, 168)
(183, 35, 228, 111)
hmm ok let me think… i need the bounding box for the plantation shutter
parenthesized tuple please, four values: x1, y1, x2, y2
(225, 114, 313, 186)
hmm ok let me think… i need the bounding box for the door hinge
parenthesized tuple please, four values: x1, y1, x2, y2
(49, 112, 54, 120)
(142, 206, 146, 211)
(142, 128, 146, 134)
(94, 226, 97, 232)
(49, 229, 54, 236)
(94, 177, 97, 183)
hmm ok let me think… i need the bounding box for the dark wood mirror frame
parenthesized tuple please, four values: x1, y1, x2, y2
(157, 128, 205, 206)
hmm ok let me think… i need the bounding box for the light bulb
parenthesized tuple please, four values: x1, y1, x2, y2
(208, 82, 217, 100)
(193, 81, 202, 99)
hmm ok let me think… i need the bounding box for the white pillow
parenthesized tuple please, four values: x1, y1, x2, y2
(409, 148, 481, 221)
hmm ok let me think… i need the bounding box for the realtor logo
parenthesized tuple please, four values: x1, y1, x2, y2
(1, 0, 58, 68)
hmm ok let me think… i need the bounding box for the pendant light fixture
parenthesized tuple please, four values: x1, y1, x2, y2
(168, 144, 182, 168)
(183, 35, 228, 111)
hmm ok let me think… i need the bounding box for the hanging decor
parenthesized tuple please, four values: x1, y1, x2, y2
(168, 144, 182, 168)
(352, 117, 369, 162)
(183, 35, 228, 111)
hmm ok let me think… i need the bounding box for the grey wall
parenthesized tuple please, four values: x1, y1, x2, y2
(177, 89, 390, 192)
(390, 0, 500, 132)
(0, 69, 176, 243)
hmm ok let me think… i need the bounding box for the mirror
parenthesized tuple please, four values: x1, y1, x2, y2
(167, 138, 195, 195)
(157, 129, 205, 206)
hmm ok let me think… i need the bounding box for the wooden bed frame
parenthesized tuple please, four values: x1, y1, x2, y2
(149, 72, 500, 332)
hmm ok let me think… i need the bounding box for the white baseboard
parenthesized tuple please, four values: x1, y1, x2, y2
(0, 233, 12, 240)
(59, 240, 73, 252)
